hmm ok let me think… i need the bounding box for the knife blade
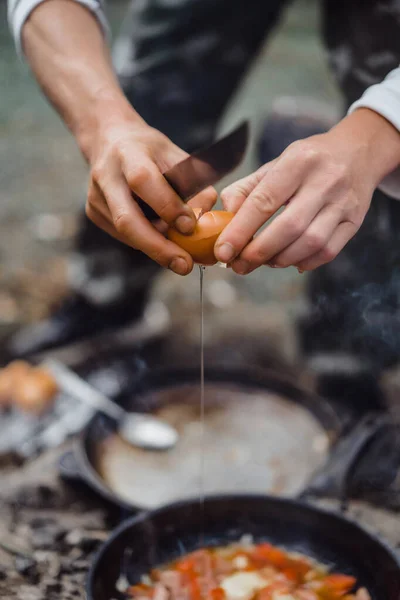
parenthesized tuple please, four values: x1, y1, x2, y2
(163, 120, 249, 201)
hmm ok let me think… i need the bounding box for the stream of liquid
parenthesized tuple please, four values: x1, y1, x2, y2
(199, 265, 206, 543)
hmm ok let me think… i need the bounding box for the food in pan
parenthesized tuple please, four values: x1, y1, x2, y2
(126, 539, 370, 600)
(0, 360, 31, 406)
(14, 366, 59, 414)
(0, 360, 58, 414)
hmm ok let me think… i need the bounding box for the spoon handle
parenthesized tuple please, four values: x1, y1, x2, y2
(43, 359, 124, 421)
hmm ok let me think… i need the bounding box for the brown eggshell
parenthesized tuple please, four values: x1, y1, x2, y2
(167, 210, 234, 266)
(13, 367, 59, 415)
(0, 360, 31, 406)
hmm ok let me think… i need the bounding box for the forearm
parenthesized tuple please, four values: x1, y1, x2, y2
(348, 67, 400, 199)
(328, 107, 400, 188)
(22, 0, 144, 160)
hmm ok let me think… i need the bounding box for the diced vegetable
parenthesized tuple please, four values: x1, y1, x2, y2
(316, 574, 357, 599)
(252, 545, 289, 570)
(209, 587, 226, 600)
(125, 542, 368, 600)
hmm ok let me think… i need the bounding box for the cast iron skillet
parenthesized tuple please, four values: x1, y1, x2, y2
(87, 494, 400, 600)
(59, 366, 342, 512)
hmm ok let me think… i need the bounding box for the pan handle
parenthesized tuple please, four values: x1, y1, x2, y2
(58, 449, 83, 482)
(299, 412, 390, 509)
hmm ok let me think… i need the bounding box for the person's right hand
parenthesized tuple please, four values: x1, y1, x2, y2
(85, 119, 217, 275)
(22, 1, 216, 275)
(21, 0, 216, 275)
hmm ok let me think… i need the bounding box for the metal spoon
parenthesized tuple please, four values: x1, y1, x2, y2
(43, 359, 178, 451)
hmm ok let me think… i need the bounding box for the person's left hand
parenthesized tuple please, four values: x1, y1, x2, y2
(214, 109, 400, 273)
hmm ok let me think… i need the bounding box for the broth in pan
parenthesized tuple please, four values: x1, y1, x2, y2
(96, 384, 329, 508)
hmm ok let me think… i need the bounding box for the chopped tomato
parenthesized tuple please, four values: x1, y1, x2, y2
(252, 544, 289, 569)
(175, 557, 197, 574)
(188, 577, 202, 600)
(317, 574, 356, 599)
(291, 559, 311, 577)
(209, 587, 226, 600)
(281, 558, 310, 584)
(323, 576, 356, 592)
(282, 566, 304, 583)
(134, 542, 366, 600)
(257, 587, 274, 600)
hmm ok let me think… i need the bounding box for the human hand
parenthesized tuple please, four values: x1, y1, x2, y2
(214, 109, 400, 273)
(22, 1, 216, 275)
(85, 120, 217, 275)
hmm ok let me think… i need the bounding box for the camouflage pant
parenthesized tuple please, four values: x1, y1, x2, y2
(75, 0, 400, 368)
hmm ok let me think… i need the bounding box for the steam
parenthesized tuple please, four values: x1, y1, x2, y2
(308, 266, 400, 371)
(350, 274, 400, 361)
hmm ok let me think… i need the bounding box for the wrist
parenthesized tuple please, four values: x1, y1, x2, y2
(75, 87, 146, 162)
(328, 108, 400, 187)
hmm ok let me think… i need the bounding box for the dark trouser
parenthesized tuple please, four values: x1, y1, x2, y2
(75, 0, 400, 373)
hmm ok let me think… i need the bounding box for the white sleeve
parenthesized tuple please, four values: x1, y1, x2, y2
(348, 66, 400, 200)
(8, 0, 110, 57)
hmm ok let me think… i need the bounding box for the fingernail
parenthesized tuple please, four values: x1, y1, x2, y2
(234, 259, 249, 275)
(175, 215, 195, 234)
(169, 257, 190, 275)
(215, 243, 235, 263)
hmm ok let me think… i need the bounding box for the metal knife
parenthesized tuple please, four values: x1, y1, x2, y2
(163, 120, 249, 201)
(133, 121, 249, 218)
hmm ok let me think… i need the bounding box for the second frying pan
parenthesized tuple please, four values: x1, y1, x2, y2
(59, 366, 342, 512)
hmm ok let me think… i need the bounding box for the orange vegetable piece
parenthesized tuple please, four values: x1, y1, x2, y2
(13, 366, 58, 414)
(323, 575, 356, 594)
(0, 360, 30, 406)
(252, 544, 289, 569)
(282, 566, 304, 582)
(175, 557, 197, 573)
(317, 574, 357, 599)
(209, 587, 226, 600)
(188, 577, 202, 600)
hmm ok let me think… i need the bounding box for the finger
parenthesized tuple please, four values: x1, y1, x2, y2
(87, 182, 113, 221)
(187, 186, 218, 213)
(229, 188, 328, 274)
(220, 161, 277, 213)
(90, 182, 170, 236)
(215, 154, 305, 264)
(122, 158, 197, 234)
(295, 222, 357, 272)
(86, 203, 121, 241)
(95, 176, 195, 275)
(267, 204, 343, 268)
